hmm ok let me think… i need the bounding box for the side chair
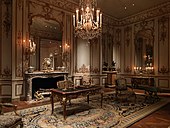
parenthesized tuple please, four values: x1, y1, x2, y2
(0, 103, 23, 128)
(115, 77, 136, 102)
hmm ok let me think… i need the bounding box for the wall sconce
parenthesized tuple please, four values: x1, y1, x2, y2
(23, 39, 36, 59)
(23, 39, 36, 73)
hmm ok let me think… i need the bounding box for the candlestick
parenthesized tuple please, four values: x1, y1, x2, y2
(100, 13, 102, 27)
(73, 15, 75, 27)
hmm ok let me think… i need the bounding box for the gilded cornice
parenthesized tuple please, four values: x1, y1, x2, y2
(103, 14, 119, 26)
(30, 0, 78, 13)
(119, 2, 170, 26)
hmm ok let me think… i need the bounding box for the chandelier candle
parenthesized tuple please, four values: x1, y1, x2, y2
(73, 0, 102, 40)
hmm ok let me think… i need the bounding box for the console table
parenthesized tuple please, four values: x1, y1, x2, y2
(131, 76, 154, 86)
(50, 86, 103, 120)
(131, 76, 159, 101)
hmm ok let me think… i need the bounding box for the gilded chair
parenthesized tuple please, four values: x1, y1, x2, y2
(81, 75, 92, 86)
(57, 80, 75, 104)
(0, 103, 23, 128)
(115, 77, 136, 102)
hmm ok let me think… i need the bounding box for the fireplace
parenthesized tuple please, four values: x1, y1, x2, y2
(32, 76, 64, 99)
(24, 71, 68, 100)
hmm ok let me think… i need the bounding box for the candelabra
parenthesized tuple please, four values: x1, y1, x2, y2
(145, 66, 154, 74)
(24, 39, 36, 73)
(134, 66, 154, 75)
(134, 66, 142, 74)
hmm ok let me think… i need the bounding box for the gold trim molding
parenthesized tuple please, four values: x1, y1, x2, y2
(119, 2, 170, 25)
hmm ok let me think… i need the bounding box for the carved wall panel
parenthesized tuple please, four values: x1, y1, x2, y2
(158, 79, 169, 88)
(158, 16, 169, 74)
(0, 0, 2, 77)
(102, 24, 114, 68)
(13, 0, 24, 78)
(15, 84, 24, 96)
(0, 0, 12, 79)
(90, 38, 100, 74)
(114, 28, 121, 72)
(124, 26, 132, 73)
(0, 84, 11, 96)
(62, 14, 72, 73)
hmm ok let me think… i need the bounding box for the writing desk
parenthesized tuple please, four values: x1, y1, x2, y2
(50, 86, 103, 120)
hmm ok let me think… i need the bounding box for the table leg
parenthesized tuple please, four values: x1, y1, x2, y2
(101, 93, 103, 108)
(62, 97, 67, 120)
(51, 92, 54, 115)
(87, 94, 89, 104)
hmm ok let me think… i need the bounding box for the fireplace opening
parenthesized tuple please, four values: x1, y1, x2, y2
(32, 76, 64, 99)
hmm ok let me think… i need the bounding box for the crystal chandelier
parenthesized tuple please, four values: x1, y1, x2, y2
(73, 0, 102, 40)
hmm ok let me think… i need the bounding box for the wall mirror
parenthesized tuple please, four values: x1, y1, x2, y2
(134, 29, 154, 71)
(30, 17, 63, 71)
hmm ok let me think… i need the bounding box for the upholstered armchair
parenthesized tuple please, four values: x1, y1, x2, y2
(115, 77, 136, 101)
(0, 103, 23, 128)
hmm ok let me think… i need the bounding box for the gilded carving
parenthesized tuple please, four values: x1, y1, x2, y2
(76, 64, 90, 73)
(76, 64, 99, 74)
(1, 66, 11, 78)
(17, 31, 22, 46)
(29, 1, 64, 24)
(17, 0, 22, 10)
(115, 28, 121, 46)
(30, 0, 78, 12)
(158, 16, 169, 74)
(16, 63, 23, 77)
(134, 20, 154, 36)
(3, 0, 11, 38)
(158, 16, 169, 44)
(124, 26, 132, 47)
(158, 66, 169, 74)
(42, 3, 53, 20)
(124, 66, 132, 73)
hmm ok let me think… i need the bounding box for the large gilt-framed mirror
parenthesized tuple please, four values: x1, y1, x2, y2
(134, 28, 154, 70)
(29, 17, 63, 71)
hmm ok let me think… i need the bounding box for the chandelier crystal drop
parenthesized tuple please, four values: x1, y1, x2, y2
(73, 0, 102, 40)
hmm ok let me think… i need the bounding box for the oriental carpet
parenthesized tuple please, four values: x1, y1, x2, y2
(4, 93, 169, 128)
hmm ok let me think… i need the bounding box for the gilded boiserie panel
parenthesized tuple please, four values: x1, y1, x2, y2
(15, 0, 23, 77)
(0, 0, 2, 76)
(158, 16, 169, 74)
(158, 79, 169, 88)
(1, 0, 12, 78)
(124, 26, 132, 73)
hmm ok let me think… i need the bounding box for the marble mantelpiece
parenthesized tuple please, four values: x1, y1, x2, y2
(24, 71, 68, 100)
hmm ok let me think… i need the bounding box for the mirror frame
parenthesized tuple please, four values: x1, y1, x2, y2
(134, 28, 154, 73)
(29, 15, 63, 71)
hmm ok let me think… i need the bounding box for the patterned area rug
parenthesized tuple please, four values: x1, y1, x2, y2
(5, 93, 169, 128)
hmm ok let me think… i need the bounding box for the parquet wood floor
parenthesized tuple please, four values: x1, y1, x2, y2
(130, 102, 170, 128)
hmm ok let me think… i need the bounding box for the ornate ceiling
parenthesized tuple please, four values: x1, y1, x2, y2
(89, 0, 170, 19)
